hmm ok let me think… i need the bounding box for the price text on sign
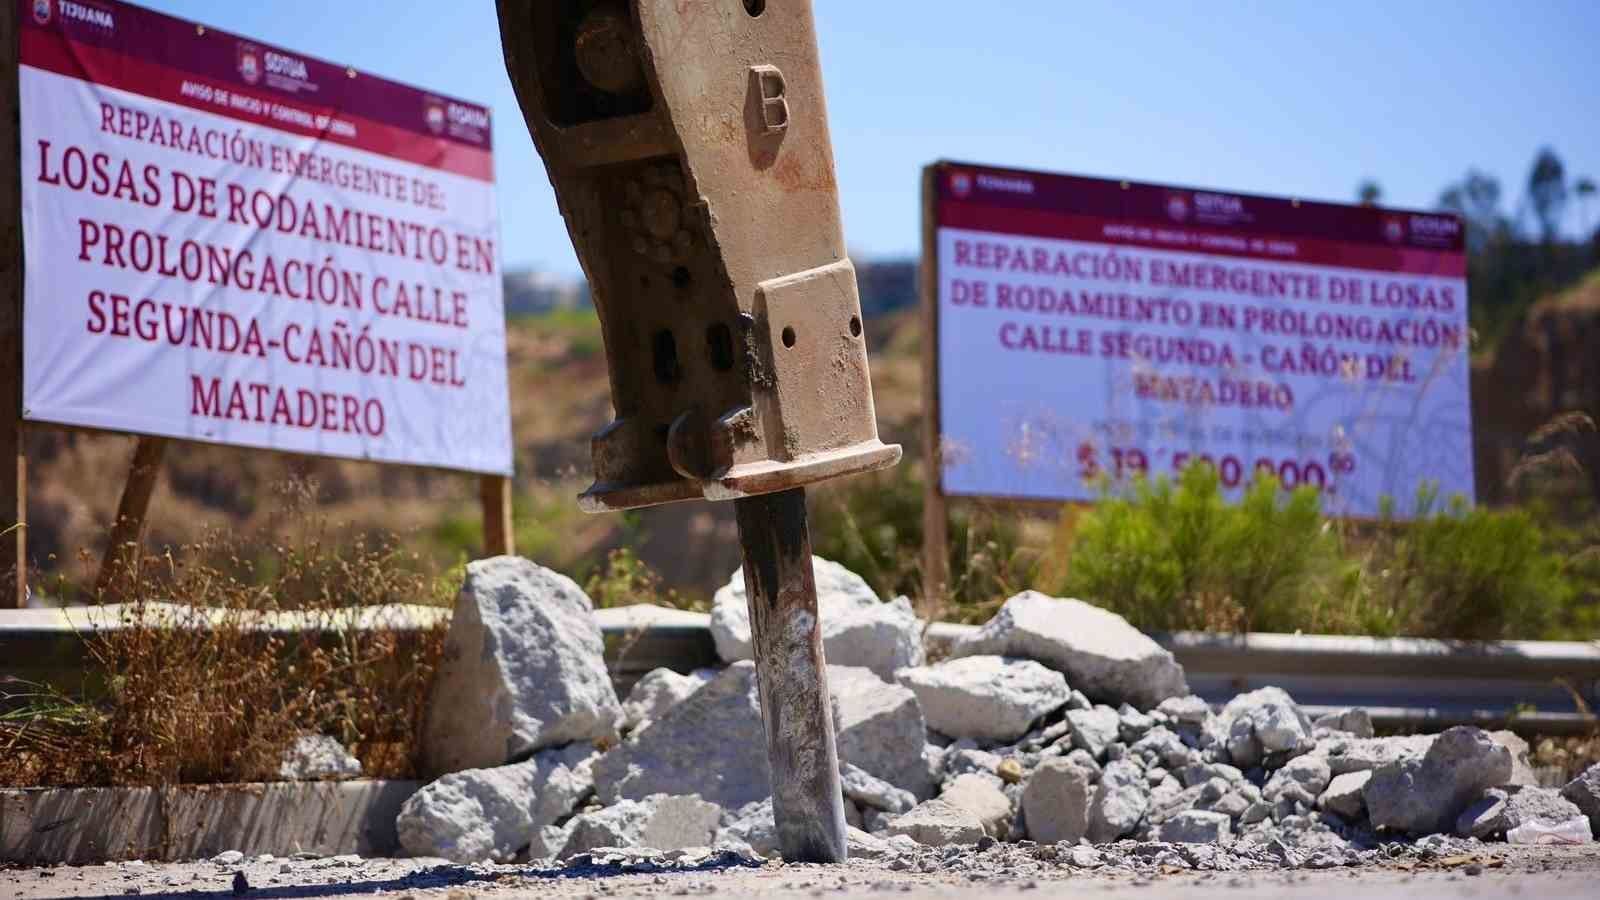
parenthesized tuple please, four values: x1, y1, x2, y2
(17, 0, 512, 474)
(934, 164, 1472, 517)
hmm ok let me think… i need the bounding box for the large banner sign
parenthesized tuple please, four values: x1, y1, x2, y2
(931, 162, 1471, 517)
(18, 0, 511, 474)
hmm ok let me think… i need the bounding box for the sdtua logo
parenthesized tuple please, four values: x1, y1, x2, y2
(1193, 192, 1244, 215)
(264, 50, 309, 80)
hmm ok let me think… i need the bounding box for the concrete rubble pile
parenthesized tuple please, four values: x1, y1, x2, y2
(393, 555, 1599, 865)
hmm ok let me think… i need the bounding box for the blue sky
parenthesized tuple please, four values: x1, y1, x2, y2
(135, 1, 1600, 276)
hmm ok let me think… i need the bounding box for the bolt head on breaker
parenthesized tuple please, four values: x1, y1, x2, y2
(496, 0, 900, 512)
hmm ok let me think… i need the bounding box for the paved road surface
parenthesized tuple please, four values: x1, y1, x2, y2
(4, 844, 1599, 900)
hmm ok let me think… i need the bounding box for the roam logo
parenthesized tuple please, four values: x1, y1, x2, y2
(949, 172, 973, 198)
(448, 103, 490, 130)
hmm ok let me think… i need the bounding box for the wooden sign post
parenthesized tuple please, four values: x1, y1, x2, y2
(919, 166, 950, 611)
(480, 473, 514, 557)
(3, 0, 28, 608)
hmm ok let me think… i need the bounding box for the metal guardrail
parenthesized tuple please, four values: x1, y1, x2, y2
(932, 624, 1600, 734)
(4, 603, 1597, 734)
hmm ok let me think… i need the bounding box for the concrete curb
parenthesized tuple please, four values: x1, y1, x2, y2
(0, 780, 420, 865)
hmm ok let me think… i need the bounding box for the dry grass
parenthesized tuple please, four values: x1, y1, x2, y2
(1, 479, 449, 788)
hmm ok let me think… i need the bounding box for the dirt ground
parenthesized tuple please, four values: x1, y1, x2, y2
(4, 843, 1599, 900)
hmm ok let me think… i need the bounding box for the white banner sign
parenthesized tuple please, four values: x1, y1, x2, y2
(19, 0, 511, 474)
(933, 164, 1473, 517)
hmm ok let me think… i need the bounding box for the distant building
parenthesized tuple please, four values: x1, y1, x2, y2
(502, 269, 591, 316)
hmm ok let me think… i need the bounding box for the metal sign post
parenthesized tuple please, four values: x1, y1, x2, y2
(496, 0, 899, 862)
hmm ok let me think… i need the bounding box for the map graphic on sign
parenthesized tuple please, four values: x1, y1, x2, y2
(931, 162, 1472, 518)
(16, 0, 512, 475)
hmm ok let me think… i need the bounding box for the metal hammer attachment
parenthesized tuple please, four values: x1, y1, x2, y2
(497, 1, 901, 863)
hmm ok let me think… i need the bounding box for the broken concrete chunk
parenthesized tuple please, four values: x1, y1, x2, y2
(949, 591, 1188, 708)
(1562, 762, 1600, 835)
(1265, 755, 1332, 802)
(618, 667, 713, 732)
(845, 826, 898, 859)
(423, 557, 620, 774)
(397, 743, 596, 863)
(1218, 687, 1314, 767)
(715, 799, 778, 857)
(1118, 704, 1155, 743)
(1159, 809, 1232, 843)
(1313, 733, 1436, 776)
(882, 798, 988, 847)
(1317, 770, 1371, 820)
(600, 662, 930, 809)
(1021, 758, 1093, 844)
(593, 662, 769, 809)
(1066, 706, 1122, 761)
(830, 665, 935, 799)
(1455, 785, 1586, 840)
(840, 763, 916, 815)
(1363, 726, 1513, 835)
(1155, 695, 1211, 726)
(896, 656, 1068, 743)
(559, 794, 722, 859)
(1131, 727, 1196, 771)
(709, 557, 924, 679)
(1087, 759, 1150, 843)
(1488, 730, 1539, 786)
(939, 773, 1013, 839)
(941, 745, 1003, 781)
(1312, 708, 1374, 739)
(526, 821, 576, 864)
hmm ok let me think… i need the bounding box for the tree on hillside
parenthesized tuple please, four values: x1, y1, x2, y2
(1576, 177, 1597, 238)
(1527, 147, 1568, 243)
(1438, 170, 1508, 254)
(1435, 149, 1598, 347)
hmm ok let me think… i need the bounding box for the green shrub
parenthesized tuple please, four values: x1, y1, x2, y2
(1054, 464, 1346, 632)
(808, 464, 925, 603)
(583, 546, 701, 611)
(802, 454, 1584, 640)
(1358, 487, 1570, 640)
